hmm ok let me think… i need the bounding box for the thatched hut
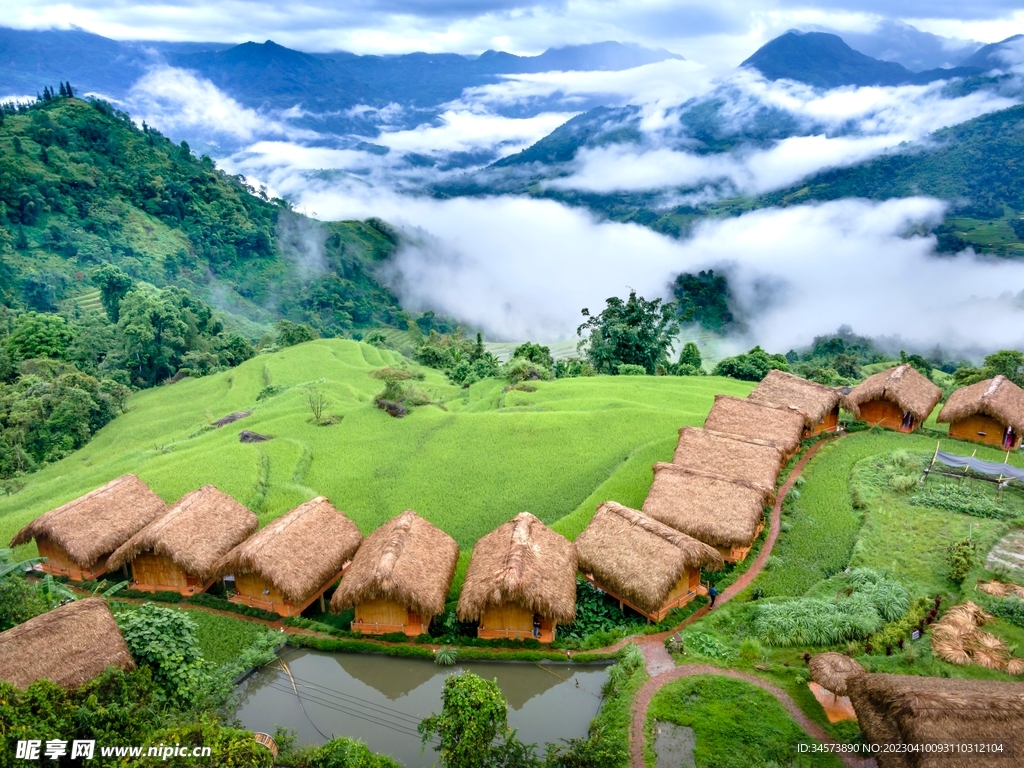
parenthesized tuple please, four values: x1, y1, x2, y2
(703, 395, 806, 459)
(642, 463, 771, 562)
(107, 485, 257, 596)
(749, 370, 843, 436)
(938, 376, 1024, 449)
(673, 427, 784, 494)
(844, 364, 942, 433)
(213, 497, 362, 617)
(331, 510, 458, 637)
(10, 475, 167, 581)
(575, 502, 723, 621)
(0, 599, 134, 690)
(457, 512, 576, 643)
(847, 673, 1024, 768)
(809, 652, 865, 696)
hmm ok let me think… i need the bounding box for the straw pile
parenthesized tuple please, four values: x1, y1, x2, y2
(331, 510, 458, 618)
(808, 652, 865, 696)
(673, 427, 783, 493)
(938, 375, 1024, 434)
(457, 512, 577, 623)
(930, 601, 1022, 674)
(844, 364, 942, 423)
(0, 599, 134, 690)
(703, 395, 806, 456)
(749, 370, 841, 429)
(213, 497, 363, 605)
(575, 502, 723, 616)
(106, 485, 258, 582)
(10, 475, 167, 569)
(977, 580, 1024, 599)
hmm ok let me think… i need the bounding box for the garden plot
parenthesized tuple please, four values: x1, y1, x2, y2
(986, 530, 1024, 573)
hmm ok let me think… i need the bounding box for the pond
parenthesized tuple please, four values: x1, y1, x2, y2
(235, 649, 610, 767)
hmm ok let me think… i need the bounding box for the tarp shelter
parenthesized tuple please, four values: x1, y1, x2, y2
(924, 448, 1024, 485)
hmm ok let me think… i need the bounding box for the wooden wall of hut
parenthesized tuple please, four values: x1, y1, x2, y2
(717, 520, 764, 563)
(352, 598, 430, 637)
(857, 399, 919, 432)
(130, 552, 206, 595)
(948, 414, 1019, 449)
(807, 406, 840, 436)
(36, 537, 107, 581)
(583, 568, 703, 623)
(231, 572, 337, 617)
(478, 604, 556, 643)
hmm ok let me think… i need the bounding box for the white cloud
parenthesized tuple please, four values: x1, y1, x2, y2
(375, 109, 578, 155)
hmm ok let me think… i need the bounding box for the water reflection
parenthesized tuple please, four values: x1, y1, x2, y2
(236, 649, 609, 767)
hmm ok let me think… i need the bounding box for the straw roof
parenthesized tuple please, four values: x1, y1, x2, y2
(106, 485, 258, 582)
(673, 427, 783, 493)
(938, 375, 1024, 433)
(10, 475, 167, 568)
(703, 395, 805, 456)
(808, 652, 865, 696)
(575, 502, 723, 616)
(212, 497, 363, 605)
(844, 364, 942, 423)
(846, 673, 1024, 768)
(749, 370, 842, 429)
(331, 510, 458, 618)
(642, 463, 771, 549)
(457, 512, 577, 624)
(0, 599, 134, 690)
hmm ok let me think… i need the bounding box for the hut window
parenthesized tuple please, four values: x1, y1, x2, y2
(262, 589, 270, 595)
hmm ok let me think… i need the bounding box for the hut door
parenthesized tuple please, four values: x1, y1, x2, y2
(901, 411, 913, 431)
(1004, 426, 1016, 450)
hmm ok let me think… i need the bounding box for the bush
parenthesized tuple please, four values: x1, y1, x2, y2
(381, 631, 408, 643)
(616, 363, 646, 376)
(947, 539, 975, 584)
(682, 631, 736, 660)
(713, 346, 789, 381)
(187, 592, 280, 621)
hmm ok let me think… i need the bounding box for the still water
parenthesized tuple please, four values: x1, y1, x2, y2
(236, 649, 610, 767)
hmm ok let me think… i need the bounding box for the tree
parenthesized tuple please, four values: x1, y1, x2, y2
(5, 312, 76, 361)
(65, 81, 74, 98)
(954, 349, 1024, 388)
(577, 291, 678, 375)
(671, 269, 736, 332)
(306, 385, 329, 424)
(118, 289, 190, 385)
(276, 320, 317, 348)
(512, 342, 554, 370)
(418, 672, 511, 768)
(713, 346, 790, 381)
(91, 263, 135, 323)
(899, 350, 933, 380)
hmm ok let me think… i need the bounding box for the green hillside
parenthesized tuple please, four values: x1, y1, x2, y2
(1, 339, 752, 561)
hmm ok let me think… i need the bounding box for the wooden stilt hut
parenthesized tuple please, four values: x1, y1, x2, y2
(0, 599, 134, 690)
(331, 510, 458, 637)
(937, 376, 1024, 449)
(673, 427, 784, 494)
(749, 369, 843, 437)
(703, 395, 806, 460)
(9, 475, 167, 581)
(213, 497, 363, 617)
(846, 673, 1024, 768)
(575, 502, 723, 622)
(457, 512, 576, 643)
(642, 463, 772, 562)
(844, 364, 942, 433)
(106, 485, 257, 596)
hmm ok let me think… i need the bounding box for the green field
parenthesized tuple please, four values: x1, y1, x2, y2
(1, 339, 752, 560)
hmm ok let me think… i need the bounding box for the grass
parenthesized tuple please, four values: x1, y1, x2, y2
(644, 675, 845, 768)
(1, 338, 753, 556)
(183, 609, 275, 666)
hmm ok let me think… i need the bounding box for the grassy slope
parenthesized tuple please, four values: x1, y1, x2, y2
(0, 338, 752, 558)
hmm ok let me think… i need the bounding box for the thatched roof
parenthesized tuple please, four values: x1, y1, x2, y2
(847, 673, 1024, 768)
(809, 652, 865, 696)
(331, 510, 458, 618)
(642, 463, 771, 549)
(212, 497, 362, 604)
(674, 427, 783, 493)
(749, 370, 842, 428)
(938, 376, 1024, 433)
(575, 502, 723, 616)
(106, 485, 258, 582)
(10, 475, 167, 568)
(0, 599, 134, 690)
(703, 395, 805, 456)
(457, 512, 577, 623)
(844, 364, 942, 423)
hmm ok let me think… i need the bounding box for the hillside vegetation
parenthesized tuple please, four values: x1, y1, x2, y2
(0, 338, 753, 557)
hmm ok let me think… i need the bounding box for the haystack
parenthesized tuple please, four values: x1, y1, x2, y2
(808, 653, 865, 696)
(847, 673, 1024, 768)
(107, 485, 257, 595)
(0, 599, 134, 690)
(749, 370, 842, 435)
(458, 512, 576, 642)
(938, 376, 1024, 449)
(331, 510, 458, 636)
(703, 395, 806, 457)
(10, 475, 167, 581)
(844, 364, 942, 432)
(673, 427, 784, 493)
(642, 463, 771, 562)
(575, 501, 723, 621)
(213, 497, 363, 616)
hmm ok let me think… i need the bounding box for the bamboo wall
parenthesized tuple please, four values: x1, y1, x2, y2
(948, 414, 1019, 449)
(231, 571, 337, 617)
(478, 604, 556, 643)
(807, 406, 840, 436)
(131, 552, 204, 595)
(352, 598, 430, 637)
(857, 399, 919, 432)
(37, 537, 107, 581)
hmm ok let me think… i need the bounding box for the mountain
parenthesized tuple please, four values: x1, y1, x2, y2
(819, 21, 980, 72)
(959, 34, 1024, 70)
(741, 31, 982, 88)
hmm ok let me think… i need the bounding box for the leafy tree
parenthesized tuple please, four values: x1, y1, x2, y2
(276, 320, 318, 348)
(678, 341, 702, 369)
(899, 350, 933, 380)
(577, 291, 678, 375)
(5, 312, 76, 361)
(713, 346, 790, 381)
(118, 289, 190, 386)
(512, 342, 554, 370)
(91, 263, 134, 322)
(954, 349, 1024, 388)
(671, 269, 735, 332)
(418, 672, 511, 768)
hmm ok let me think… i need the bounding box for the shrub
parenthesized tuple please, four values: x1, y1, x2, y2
(381, 631, 408, 643)
(616, 363, 646, 376)
(683, 631, 736, 660)
(947, 539, 975, 583)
